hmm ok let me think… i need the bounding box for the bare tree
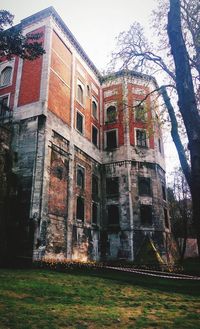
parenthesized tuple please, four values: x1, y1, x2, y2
(111, 0, 200, 256)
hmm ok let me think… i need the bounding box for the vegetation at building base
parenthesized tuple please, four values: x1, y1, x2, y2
(0, 268, 199, 329)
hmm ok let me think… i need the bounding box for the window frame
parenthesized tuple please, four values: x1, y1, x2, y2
(76, 79, 85, 106)
(92, 124, 99, 147)
(92, 96, 98, 119)
(76, 196, 85, 222)
(140, 204, 153, 226)
(0, 93, 10, 117)
(105, 129, 118, 150)
(76, 164, 85, 190)
(138, 176, 151, 196)
(76, 110, 84, 135)
(107, 204, 120, 226)
(0, 63, 13, 88)
(135, 128, 148, 148)
(133, 100, 147, 122)
(106, 177, 119, 197)
(92, 201, 99, 225)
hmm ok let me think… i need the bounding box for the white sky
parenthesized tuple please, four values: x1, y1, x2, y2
(1, 0, 158, 71)
(1, 0, 179, 176)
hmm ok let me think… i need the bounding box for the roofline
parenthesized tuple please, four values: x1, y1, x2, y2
(101, 69, 159, 87)
(20, 6, 101, 78)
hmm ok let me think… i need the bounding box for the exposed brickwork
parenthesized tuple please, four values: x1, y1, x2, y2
(18, 27, 45, 106)
(48, 31, 72, 124)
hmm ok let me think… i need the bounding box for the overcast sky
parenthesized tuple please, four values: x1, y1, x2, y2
(1, 0, 179, 176)
(1, 0, 158, 71)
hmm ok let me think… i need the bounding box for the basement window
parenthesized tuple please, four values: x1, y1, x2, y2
(138, 177, 151, 196)
(92, 125, 98, 147)
(77, 165, 85, 189)
(76, 196, 84, 221)
(106, 130, 117, 150)
(106, 177, 119, 197)
(136, 129, 147, 147)
(140, 205, 152, 226)
(107, 204, 119, 226)
(76, 111, 84, 134)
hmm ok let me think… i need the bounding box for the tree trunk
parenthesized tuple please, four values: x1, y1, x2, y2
(168, 0, 200, 257)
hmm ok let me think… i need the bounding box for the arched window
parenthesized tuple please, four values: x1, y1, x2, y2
(106, 105, 116, 122)
(92, 100, 97, 118)
(0, 67, 12, 87)
(77, 84, 83, 104)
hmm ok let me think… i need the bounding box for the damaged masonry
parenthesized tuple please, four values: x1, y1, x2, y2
(0, 7, 174, 265)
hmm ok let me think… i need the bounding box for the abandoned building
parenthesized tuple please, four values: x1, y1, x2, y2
(0, 7, 171, 264)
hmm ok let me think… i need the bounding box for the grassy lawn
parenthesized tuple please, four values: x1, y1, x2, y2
(0, 268, 200, 328)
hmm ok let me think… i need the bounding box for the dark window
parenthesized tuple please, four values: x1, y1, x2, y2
(92, 175, 99, 199)
(162, 184, 166, 200)
(77, 165, 85, 189)
(106, 130, 117, 149)
(0, 67, 12, 86)
(138, 177, 151, 196)
(106, 105, 117, 122)
(106, 177, 119, 197)
(76, 111, 83, 134)
(92, 126, 98, 146)
(0, 96, 9, 116)
(77, 84, 83, 104)
(107, 204, 119, 226)
(136, 129, 147, 147)
(92, 100, 98, 118)
(76, 197, 84, 221)
(140, 205, 152, 226)
(158, 138, 162, 153)
(55, 166, 63, 180)
(92, 203, 98, 224)
(164, 208, 169, 228)
(87, 85, 90, 96)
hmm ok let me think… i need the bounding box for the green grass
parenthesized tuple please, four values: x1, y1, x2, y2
(0, 268, 200, 328)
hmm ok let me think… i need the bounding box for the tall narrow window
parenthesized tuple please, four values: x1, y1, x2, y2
(164, 208, 169, 228)
(138, 177, 151, 196)
(106, 105, 117, 122)
(136, 129, 147, 147)
(158, 138, 162, 153)
(77, 165, 85, 189)
(92, 175, 99, 200)
(92, 100, 98, 119)
(92, 203, 98, 224)
(0, 96, 9, 116)
(162, 184, 166, 200)
(76, 197, 84, 221)
(92, 125, 98, 146)
(140, 205, 152, 226)
(106, 130, 117, 149)
(76, 111, 83, 134)
(0, 67, 12, 87)
(106, 177, 119, 197)
(77, 84, 83, 104)
(107, 204, 119, 226)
